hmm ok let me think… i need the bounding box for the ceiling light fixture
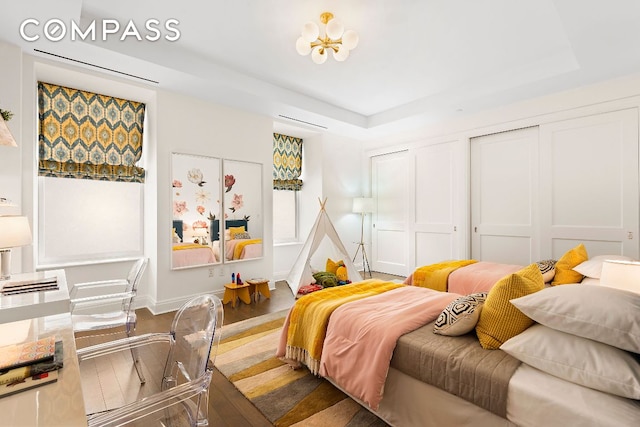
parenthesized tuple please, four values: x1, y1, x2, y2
(295, 12, 359, 64)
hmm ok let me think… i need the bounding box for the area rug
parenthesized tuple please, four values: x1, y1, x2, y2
(214, 310, 390, 427)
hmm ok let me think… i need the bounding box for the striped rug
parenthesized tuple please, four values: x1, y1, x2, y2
(214, 310, 389, 427)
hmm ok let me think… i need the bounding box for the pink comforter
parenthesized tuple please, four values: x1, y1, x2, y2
(318, 286, 460, 410)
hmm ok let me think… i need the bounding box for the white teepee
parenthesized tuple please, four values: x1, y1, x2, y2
(286, 198, 363, 296)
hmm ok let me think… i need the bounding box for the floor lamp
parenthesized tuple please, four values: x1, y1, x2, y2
(352, 197, 373, 278)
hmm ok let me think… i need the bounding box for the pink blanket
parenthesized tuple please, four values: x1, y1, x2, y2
(318, 286, 460, 410)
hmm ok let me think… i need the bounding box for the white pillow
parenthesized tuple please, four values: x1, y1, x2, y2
(572, 255, 633, 279)
(580, 277, 599, 286)
(433, 292, 487, 336)
(511, 284, 640, 353)
(501, 324, 640, 399)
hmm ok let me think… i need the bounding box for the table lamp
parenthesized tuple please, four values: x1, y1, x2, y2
(600, 260, 640, 294)
(352, 197, 374, 278)
(0, 216, 32, 280)
(193, 227, 209, 245)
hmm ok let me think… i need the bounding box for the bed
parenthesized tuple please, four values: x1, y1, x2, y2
(223, 219, 263, 261)
(171, 219, 219, 267)
(276, 247, 640, 426)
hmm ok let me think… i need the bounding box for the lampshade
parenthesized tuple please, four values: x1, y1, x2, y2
(0, 115, 18, 147)
(600, 260, 640, 294)
(0, 216, 32, 249)
(192, 227, 209, 237)
(352, 197, 374, 214)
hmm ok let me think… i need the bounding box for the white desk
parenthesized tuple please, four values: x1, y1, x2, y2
(0, 270, 70, 323)
(0, 312, 87, 426)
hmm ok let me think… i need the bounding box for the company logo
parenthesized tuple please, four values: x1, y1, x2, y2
(20, 18, 180, 42)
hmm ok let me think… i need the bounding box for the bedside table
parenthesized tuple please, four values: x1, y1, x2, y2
(222, 283, 251, 308)
(246, 278, 270, 302)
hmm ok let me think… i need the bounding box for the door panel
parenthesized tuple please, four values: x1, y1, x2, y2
(414, 142, 457, 267)
(540, 109, 639, 258)
(471, 127, 539, 263)
(371, 151, 408, 276)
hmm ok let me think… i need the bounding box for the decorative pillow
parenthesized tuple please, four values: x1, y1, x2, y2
(535, 259, 556, 283)
(551, 243, 588, 285)
(313, 271, 339, 288)
(326, 258, 345, 274)
(234, 232, 252, 239)
(335, 266, 348, 281)
(434, 292, 488, 336)
(229, 226, 246, 239)
(500, 324, 640, 399)
(475, 263, 544, 349)
(510, 284, 640, 353)
(572, 254, 634, 279)
(224, 230, 231, 240)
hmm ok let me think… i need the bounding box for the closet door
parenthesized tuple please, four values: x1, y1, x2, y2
(470, 127, 539, 264)
(371, 150, 409, 276)
(539, 109, 639, 258)
(413, 141, 458, 269)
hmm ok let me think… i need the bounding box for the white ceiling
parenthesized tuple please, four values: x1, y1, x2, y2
(1, 0, 640, 140)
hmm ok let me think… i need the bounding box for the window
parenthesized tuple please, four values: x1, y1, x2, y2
(273, 189, 297, 242)
(273, 133, 303, 243)
(37, 81, 146, 267)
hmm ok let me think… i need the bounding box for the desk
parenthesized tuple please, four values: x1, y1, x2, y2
(0, 312, 87, 426)
(0, 270, 70, 323)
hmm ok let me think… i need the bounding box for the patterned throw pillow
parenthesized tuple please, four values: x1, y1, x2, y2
(475, 263, 545, 349)
(434, 292, 488, 336)
(234, 232, 251, 239)
(536, 259, 557, 283)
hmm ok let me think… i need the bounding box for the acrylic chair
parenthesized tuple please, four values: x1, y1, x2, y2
(70, 257, 149, 383)
(76, 293, 224, 427)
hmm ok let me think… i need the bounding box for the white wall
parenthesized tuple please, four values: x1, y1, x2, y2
(272, 131, 365, 281)
(0, 41, 280, 314)
(154, 90, 273, 311)
(365, 72, 640, 272)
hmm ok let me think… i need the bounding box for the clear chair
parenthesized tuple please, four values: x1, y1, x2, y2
(70, 257, 149, 382)
(76, 294, 224, 427)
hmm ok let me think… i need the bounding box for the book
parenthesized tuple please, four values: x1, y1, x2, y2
(0, 369, 58, 398)
(0, 340, 63, 386)
(0, 336, 57, 372)
(1, 278, 59, 295)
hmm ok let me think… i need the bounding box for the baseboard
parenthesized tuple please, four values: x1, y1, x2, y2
(142, 289, 226, 315)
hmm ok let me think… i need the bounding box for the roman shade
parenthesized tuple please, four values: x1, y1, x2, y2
(38, 82, 146, 183)
(273, 132, 303, 191)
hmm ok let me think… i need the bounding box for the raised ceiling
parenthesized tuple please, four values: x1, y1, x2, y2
(1, 0, 640, 140)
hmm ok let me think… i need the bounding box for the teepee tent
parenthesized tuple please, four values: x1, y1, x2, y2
(286, 198, 363, 296)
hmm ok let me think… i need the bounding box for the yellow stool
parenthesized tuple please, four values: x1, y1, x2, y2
(222, 283, 251, 308)
(246, 279, 270, 302)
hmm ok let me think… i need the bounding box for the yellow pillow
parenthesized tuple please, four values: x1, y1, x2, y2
(475, 263, 544, 350)
(336, 266, 348, 281)
(326, 258, 345, 274)
(229, 226, 246, 239)
(552, 243, 588, 286)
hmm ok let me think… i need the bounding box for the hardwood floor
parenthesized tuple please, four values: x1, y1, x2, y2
(76, 272, 405, 426)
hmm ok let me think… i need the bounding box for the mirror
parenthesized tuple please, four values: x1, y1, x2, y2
(222, 159, 263, 262)
(171, 153, 221, 269)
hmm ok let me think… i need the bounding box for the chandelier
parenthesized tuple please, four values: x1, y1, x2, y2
(295, 12, 359, 64)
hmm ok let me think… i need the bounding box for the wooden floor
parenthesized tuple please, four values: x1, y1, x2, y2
(76, 272, 405, 426)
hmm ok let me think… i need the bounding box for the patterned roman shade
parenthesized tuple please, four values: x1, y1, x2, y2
(273, 133, 303, 191)
(38, 82, 146, 182)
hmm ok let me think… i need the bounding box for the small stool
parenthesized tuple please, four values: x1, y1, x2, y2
(222, 283, 251, 308)
(246, 279, 270, 302)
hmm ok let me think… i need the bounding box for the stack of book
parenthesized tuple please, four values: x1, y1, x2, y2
(1, 277, 59, 295)
(0, 335, 63, 398)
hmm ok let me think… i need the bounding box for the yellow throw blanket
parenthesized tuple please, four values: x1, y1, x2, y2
(173, 243, 207, 251)
(285, 279, 405, 375)
(233, 238, 262, 260)
(412, 259, 478, 291)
